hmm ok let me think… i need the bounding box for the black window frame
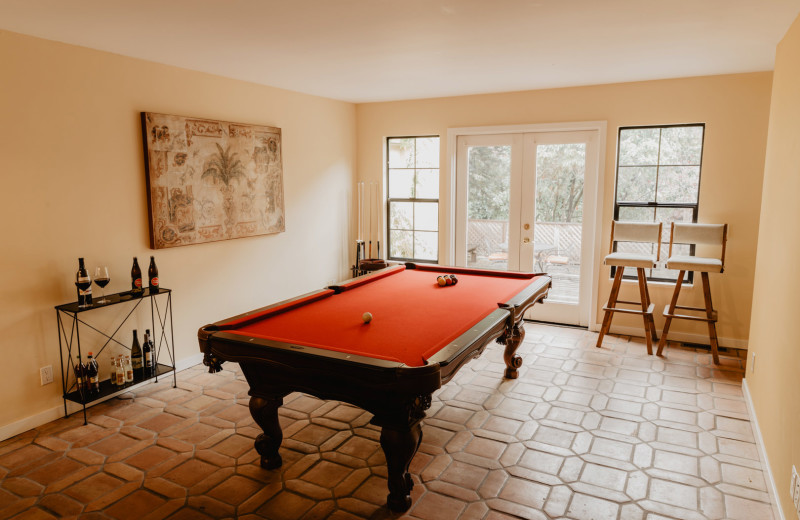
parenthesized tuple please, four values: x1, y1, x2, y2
(613, 123, 706, 283)
(386, 135, 440, 264)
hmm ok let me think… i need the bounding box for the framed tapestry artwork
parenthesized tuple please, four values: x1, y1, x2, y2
(141, 112, 285, 249)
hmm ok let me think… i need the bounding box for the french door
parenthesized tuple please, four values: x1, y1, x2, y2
(454, 130, 599, 326)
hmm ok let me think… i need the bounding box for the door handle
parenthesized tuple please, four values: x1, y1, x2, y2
(522, 237, 531, 244)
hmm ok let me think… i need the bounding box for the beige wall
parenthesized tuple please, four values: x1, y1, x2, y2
(746, 13, 800, 519)
(0, 31, 356, 433)
(356, 73, 772, 345)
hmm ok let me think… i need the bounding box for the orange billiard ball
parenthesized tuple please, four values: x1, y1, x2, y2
(437, 276, 447, 287)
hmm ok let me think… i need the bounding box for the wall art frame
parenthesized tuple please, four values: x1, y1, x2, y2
(141, 112, 285, 249)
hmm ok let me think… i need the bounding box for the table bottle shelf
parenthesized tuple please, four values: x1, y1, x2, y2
(55, 287, 176, 424)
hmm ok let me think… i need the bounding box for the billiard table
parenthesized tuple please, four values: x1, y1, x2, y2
(198, 263, 550, 511)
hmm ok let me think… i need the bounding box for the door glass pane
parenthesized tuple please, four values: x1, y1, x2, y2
(466, 145, 511, 270)
(533, 143, 586, 304)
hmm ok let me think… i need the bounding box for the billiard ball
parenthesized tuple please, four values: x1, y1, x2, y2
(362, 312, 373, 323)
(437, 276, 447, 286)
(450, 275, 458, 285)
(445, 276, 453, 286)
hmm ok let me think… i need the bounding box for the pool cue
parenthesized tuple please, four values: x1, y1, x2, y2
(357, 182, 364, 275)
(368, 182, 373, 258)
(357, 182, 362, 245)
(375, 181, 381, 258)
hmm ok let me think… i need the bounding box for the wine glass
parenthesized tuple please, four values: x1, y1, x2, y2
(75, 278, 92, 308)
(94, 266, 110, 304)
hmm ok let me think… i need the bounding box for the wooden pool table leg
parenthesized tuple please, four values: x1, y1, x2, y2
(380, 421, 422, 512)
(250, 395, 285, 470)
(502, 321, 525, 379)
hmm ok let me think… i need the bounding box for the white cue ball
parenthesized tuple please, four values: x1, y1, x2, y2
(362, 312, 373, 323)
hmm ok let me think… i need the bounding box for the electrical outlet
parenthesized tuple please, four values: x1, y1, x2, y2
(751, 352, 756, 373)
(40, 365, 53, 385)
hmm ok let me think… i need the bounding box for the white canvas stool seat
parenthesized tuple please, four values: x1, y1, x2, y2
(604, 252, 658, 269)
(664, 255, 723, 273)
(596, 221, 662, 354)
(656, 222, 728, 364)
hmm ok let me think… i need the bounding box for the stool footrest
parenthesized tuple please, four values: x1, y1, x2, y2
(662, 304, 718, 322)
(602, 303, 655, 316)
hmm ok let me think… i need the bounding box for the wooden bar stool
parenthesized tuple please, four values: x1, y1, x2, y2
(596, 221, 662, 354)
(656, 223, 727, 364)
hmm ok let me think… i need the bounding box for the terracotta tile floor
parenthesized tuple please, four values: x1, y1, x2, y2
(0, 323, 778, 519)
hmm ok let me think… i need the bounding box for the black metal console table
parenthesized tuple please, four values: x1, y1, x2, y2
(55, 287, 176, 424)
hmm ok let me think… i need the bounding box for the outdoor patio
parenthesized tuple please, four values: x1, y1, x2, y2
(468, 220, 581, 304)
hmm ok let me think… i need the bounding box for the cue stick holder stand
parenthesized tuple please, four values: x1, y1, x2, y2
(357, 258, 388, 275)
(54, 287, 177, 424)
(351, 239, 389, 277)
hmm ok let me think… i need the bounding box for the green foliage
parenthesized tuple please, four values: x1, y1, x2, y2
(201, 143, 246, 187)
(535, 144, 586, 223)
(468, 146, 510, 220)
(617, 126, 703, 204)
(466, 144, 586, 223)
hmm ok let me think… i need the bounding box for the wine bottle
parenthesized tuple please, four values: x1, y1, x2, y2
(148, 256, 159, 293)
(148, 332, 156, 376)
(86, 352, 100, 394)
(76, 258, 92, 306)
(74, 355, 86, 398)
(124, 356, 134, 383)
(131, 257, 143, 294)
(131, 329, 143, 375)
(110, 355, 117, 386)
(143, 329, 153, 375)
(115, 357, 125, 386)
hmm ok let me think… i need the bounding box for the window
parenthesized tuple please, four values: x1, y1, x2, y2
(387, 136, 440, 262)
(614, 124, 705, 281)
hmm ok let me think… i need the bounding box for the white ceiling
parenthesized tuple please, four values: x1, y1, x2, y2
(1, 0, 798, 103)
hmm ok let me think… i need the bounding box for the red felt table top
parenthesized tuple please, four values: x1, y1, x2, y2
(228, 266, 540, 367)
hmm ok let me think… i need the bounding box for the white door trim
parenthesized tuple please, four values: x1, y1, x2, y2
(445, 121, 607, 327)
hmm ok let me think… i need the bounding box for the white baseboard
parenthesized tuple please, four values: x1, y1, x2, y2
(0, 353, 205, 442)
(0, 406, 66, 445)
(590, 322, 748, 350)
(176, 352, 205, 371)
(743, 378, 785, 520)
